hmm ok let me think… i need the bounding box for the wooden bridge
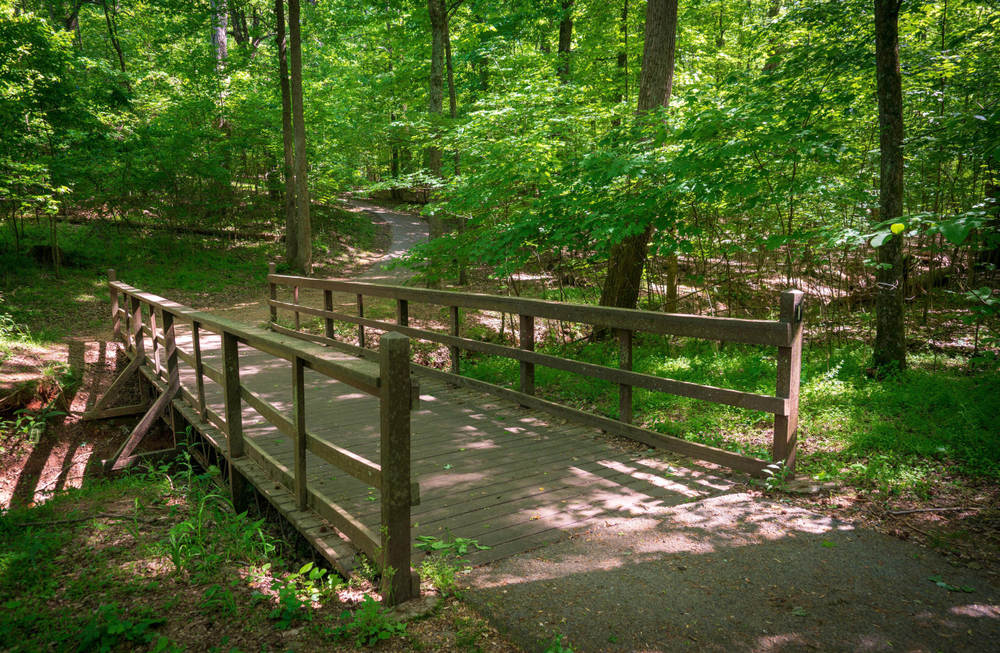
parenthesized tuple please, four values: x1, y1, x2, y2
(86, 267, 803, 605)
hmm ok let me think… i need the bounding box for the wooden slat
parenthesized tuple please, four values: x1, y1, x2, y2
(306, 433, 381, 489)
(267, 274, 792, 347)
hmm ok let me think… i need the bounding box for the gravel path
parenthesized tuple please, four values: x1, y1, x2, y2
(460, 492, 1000, 653)
(346, 199, 427, 284)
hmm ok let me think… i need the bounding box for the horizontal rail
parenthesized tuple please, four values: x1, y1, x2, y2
(269, 299, 787, 415)
(269, 274, 792, 347)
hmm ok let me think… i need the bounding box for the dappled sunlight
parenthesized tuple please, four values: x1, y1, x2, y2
(597, 459, 708, 498)
(951, 604, 1000, 619)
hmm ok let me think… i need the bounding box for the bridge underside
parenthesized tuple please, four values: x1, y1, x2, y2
(123, 329, 740, 576)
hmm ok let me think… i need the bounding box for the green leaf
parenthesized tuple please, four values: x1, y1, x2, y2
(821, 541, 836, 548)
(791, 606, 810, 617)
(870, 231, 892, 248)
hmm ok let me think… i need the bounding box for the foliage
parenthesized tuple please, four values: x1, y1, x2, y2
(326, 593, 407, 648)
(267, 562, 328, 629)
(77, 603, 166, 653)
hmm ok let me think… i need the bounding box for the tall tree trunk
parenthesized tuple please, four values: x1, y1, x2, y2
(101, 0, 126, 74)
(210, 0, 228, 67)
(599, 0, 677, 311)
(427, 0, 446, 181)
(557, 0, 574, 82)
(873, 0, 906, 371)
(289, 0, 311, 274)
(276, 0, 297, 263)
(445, 17, 459, 176)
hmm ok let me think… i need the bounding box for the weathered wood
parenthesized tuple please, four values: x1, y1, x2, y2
(413, 365, 771, 476)
(109, 270, 120, 342)
(83, 403, 147, 420)
(773, 289, 804, 475)
(192, 321, 208, 422)
(357, 294, 365, 348)
(269, 263, 278, 324)
(397, 298, 408, 327)
(306, 433, 381, 488)
(450, 305, 460, 375)
(149, 309, 162, 377)
(202, 361, 224, 386)
(380, 332, 413, 605)
(268, 274, 792, 346)
(82, 354, 143, 419)
(270, 301, 787, 415)
(222, 331, 248, 511)
(294, 285, 300, 330)
(519, 314, 535, 398)
(324, 289, 335, 339)
(162, 310, 179, 448)
(619, 328, 632, 424)
(293, 356, 308, 511)
(104, 370, 179, 472)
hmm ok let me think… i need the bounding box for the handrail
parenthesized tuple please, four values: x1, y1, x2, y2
(107, 271, 418, 604)
(267, 265, 804, 478)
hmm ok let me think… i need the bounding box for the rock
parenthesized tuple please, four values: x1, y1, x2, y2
(784, 479, 839, 495)
(388, 593, 441, 623)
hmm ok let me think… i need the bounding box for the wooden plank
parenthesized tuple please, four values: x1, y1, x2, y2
(104, 376, 179, 471)
(109, 270, 120, 342)
(269, 300, 786, 415)
(192, 321, 208, 421)
(269, 262, 277, 324)
(294, 285, 300, 330)
(379, 332, 413, 605)
(266, 274, 792, 346)
(202, 361, 224, 385)
(324, 290, 335, 339)
(414, 365, 771, 477)
(306, 433, 381, 489)
(774, 289, 804, 475)
(357, 294, 365, 348)
(450, 305, 460, 375)
(83, 403, 147, 420)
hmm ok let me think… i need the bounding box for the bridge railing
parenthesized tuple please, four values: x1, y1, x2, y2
(266, 264, 804, 478)
(106, 272, 418, 604)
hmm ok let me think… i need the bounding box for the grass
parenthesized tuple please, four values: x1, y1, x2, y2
(459, 335, 1000, 490)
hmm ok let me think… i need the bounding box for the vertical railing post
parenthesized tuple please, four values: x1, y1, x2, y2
(774, 289, 805, 476)
(223, 331, 248, 512)
(397, 299, 408, 327)
(379, 331, 413, 606)
(324, 289, 334, 339)
(450, 305, 460, 375)
(108, 270, 120, 343)
(162, 311, 179, 442)
(268, 262, 277, 326)
(149, 308, 162, 379)
(292, 356, 308, 511)
(357, 294, 366, 348)
(519, 314, 535, 397)
(131, 296, 149, 403)
(293, 285, 300, 330)
(192, 321, 208, 422)
(618, 328, 633, 424)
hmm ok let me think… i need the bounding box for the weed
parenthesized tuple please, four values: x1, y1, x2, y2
(420, 556, 460, 596)
(201, 582, 240, 617)
(326, 594, 406, 647)
(267, 562, 328, 629)
(77, 603, 166, 653)
(455, 616, 488, 651)
(543, 633, 574, 653)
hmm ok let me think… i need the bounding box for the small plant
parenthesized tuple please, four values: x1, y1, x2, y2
(758, 461, 790, 492)
(543, 633, 574, 653)
(268, 562, 327, 629)
(77, 604, 166, 653)
(327, 593, 407, 647)
(455, 616, 488, 651)
(201, 582, 239, 616)
(420, 556, 460, 596)
(414, 532, 491, 557)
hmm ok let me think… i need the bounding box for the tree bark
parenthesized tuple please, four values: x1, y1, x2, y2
(873, 0, 907, 371)
(210, 0, 228, 67)
(427, 0, 447, 180)
(289, 0, 311, 274)
(276, 0, 297, 263)
(557, 0, 574, 82)
(599, 0, 678, 311)
(445, 17, 459, 175)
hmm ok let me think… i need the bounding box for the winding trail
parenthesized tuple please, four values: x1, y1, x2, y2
(346, 199, 428, 284)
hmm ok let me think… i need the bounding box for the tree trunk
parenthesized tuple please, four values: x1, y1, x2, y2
(210, 0, 228, 67)
(445, 17, 459, 175)
(557, 0, 574, 82)
(427, 0, 446, 180)
(289, 0, 311, 274)
(276, 0, 297, 263)
(599, 0, 678, 311)
(873, 0, 907, 371)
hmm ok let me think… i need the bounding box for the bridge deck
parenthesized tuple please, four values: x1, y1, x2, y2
(166, 331, 737, 570)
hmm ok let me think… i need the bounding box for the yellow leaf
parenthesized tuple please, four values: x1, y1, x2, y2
(890, 223, 905, 235)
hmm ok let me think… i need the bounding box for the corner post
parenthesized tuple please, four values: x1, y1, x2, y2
(774, 289, 805, 476)
(223, 331, 248, 512)
(519, 314, 535, 397)
(618, 328, 633, 424)
(268, 262, 277, 326)
(324, 289, 334, 339)
(397, 299, 408, 327)
(357, 294, 366, 348)
(379, 331, 413, 606)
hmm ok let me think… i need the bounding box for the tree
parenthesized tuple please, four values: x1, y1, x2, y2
(873, 0, 906, 371)
(427, 0, 446, 181)
(276, 0, 297, 264)
(288, 0, 311, 274)
(557, 0, 573, 82)
(598, 0, 678, 311)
